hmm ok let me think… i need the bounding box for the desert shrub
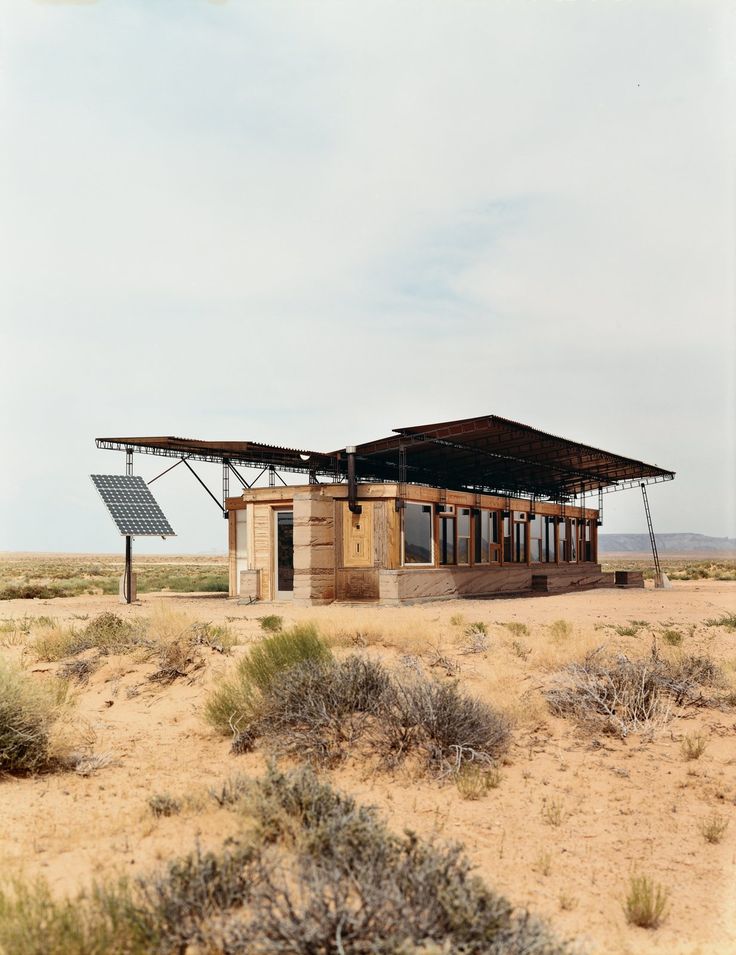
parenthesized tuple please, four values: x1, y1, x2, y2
(704, 612, 736, 630)
(699, 812, 729, 844)
(612, 623, 641, 637)
(137, 842, 256, 951)
(660, 628, 682, 646)
(0, 767, 572, 955)
(545, 645, 723, 738)
(0, 877, 152, 955)
(259, 615, 283, 633)
(204, 624, 332, 735)
(0, 660, 68, 774)
(380, 673, 511, 773)
(238, 766, 569, 955)
(221, 653, 510, 776)
(148, 793, 182, 818)
(256, 655, 391, 764)
(623, 874, 669, 929)
(680, 732, 708, 760)
(0, 581, 93, 601)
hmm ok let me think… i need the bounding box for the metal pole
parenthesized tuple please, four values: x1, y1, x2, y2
(125, 535, 132, 604)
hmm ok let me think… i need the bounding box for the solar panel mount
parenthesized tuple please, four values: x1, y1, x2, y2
(91, 474, 176, 537)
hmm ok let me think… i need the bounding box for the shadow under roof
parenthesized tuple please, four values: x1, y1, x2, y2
(97, 414, 674, 501)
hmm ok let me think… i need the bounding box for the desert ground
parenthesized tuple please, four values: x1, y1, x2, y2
(1, 555, 735, 954)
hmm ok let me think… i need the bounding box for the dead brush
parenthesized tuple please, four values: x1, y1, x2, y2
(58, 656, 99, 685)
(545, 643, 723, 738)
(426, 646, 461, 676)
(148, 638, 204, 685)
(458, 623, 489, 655)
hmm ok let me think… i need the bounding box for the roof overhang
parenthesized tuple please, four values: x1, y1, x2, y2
(97, 414, 674, 501)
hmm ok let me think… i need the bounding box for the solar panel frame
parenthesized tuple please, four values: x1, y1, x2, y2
(91, 474, 176, 537)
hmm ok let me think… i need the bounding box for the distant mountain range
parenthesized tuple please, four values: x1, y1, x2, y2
(599, 533, 736, 555)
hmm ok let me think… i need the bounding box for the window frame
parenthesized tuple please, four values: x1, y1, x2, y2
(401, 501, 435, 567)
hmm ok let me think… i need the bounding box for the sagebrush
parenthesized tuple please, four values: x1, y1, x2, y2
(0, 767, 573, 955)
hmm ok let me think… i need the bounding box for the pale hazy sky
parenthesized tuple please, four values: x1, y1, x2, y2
(1, 0, 734, 554)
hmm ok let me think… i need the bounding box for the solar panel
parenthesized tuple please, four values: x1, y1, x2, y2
(91, 474, 176, 537)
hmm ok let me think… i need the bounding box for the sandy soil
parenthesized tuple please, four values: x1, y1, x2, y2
(1, 579, 735, 954)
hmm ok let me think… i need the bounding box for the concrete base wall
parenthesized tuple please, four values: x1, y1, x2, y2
(378, 563, 609, 605)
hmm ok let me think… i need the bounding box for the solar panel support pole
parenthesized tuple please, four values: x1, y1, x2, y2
(124, 535, 133, 605)
(126, 450, 133, 476)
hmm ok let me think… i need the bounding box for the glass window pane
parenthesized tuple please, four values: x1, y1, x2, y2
(439, 516, 455, 564)
(544, 517, 556, 562)
(457, 509, 470, 564)
(404, 503, 433, 564)
(474, 510, 491, 563)
(514, 521, 526, 562)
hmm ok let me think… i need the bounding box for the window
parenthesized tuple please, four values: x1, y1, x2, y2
(544, 516, 556, 563)
(569, 519, 578, 562)
(513, 515, 527, 563)
(558, 518, 568, 562)
(529, 515, 543, 562)
(457, 509, 471, 564)
(473, 509, 499, 563)
(581, 519, 592, 561)
(403, 503, 433, 564)
(439, 506, 456, 565)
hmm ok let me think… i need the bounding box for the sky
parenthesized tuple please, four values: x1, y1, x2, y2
(1, 0, 734, 555)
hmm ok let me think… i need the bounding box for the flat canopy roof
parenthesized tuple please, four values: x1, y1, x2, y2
(97, 414, 674, 501)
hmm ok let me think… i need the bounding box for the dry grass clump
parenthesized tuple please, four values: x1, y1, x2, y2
(704, 611, 736, 630)
(501, 621, 529, 637)
(623, 874, 669, 929)
(0, 660, 69, 774)
(33, 613, 144, 661)
(204, 624, 332, 736)
(549, 619, 573, 641)
(259, 614, 283, 633)
(219, 651, 511, 776)
(455, 762, 501, 799)
(680, 732, 708, 760)
(660, 628, 683, 646)
(31, 608, 233, 684)
(148, 793, 182, 818)
(545, 644, 724, 738)
(699, 812, 729, 844)
(0, 767, 573, 955)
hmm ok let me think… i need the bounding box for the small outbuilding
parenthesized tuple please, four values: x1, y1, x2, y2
(97, 414, 674, 605)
